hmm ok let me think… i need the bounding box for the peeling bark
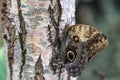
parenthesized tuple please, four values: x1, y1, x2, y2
(34, 55, 45, 80)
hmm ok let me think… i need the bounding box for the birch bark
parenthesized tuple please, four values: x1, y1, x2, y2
(1, 0, 77, 80)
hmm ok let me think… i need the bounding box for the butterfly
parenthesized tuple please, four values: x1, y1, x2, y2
(60, 24, 108, 77)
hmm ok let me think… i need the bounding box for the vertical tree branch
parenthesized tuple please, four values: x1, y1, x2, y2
(1, 0, 77, 80)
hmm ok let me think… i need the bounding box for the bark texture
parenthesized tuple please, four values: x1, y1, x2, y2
(1, 0, 77, 80)
(1, 0, 15, 80)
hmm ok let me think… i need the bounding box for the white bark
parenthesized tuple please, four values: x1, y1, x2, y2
(2, 0, 77, 80)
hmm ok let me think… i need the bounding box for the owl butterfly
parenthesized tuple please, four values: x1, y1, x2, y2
(61, 24, 108, 77)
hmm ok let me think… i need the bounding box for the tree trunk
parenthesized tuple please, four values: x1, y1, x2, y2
(1, 0, 77, 80)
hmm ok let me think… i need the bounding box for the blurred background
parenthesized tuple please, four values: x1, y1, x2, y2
(0, 0, 120, 80)
(76, 0, 120, 80)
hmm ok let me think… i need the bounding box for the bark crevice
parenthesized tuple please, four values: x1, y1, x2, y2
(48, 0, 63, 80)
(17, 0, 27, 79)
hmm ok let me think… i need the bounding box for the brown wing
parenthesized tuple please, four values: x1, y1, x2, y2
(69, 24, 109, 61)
